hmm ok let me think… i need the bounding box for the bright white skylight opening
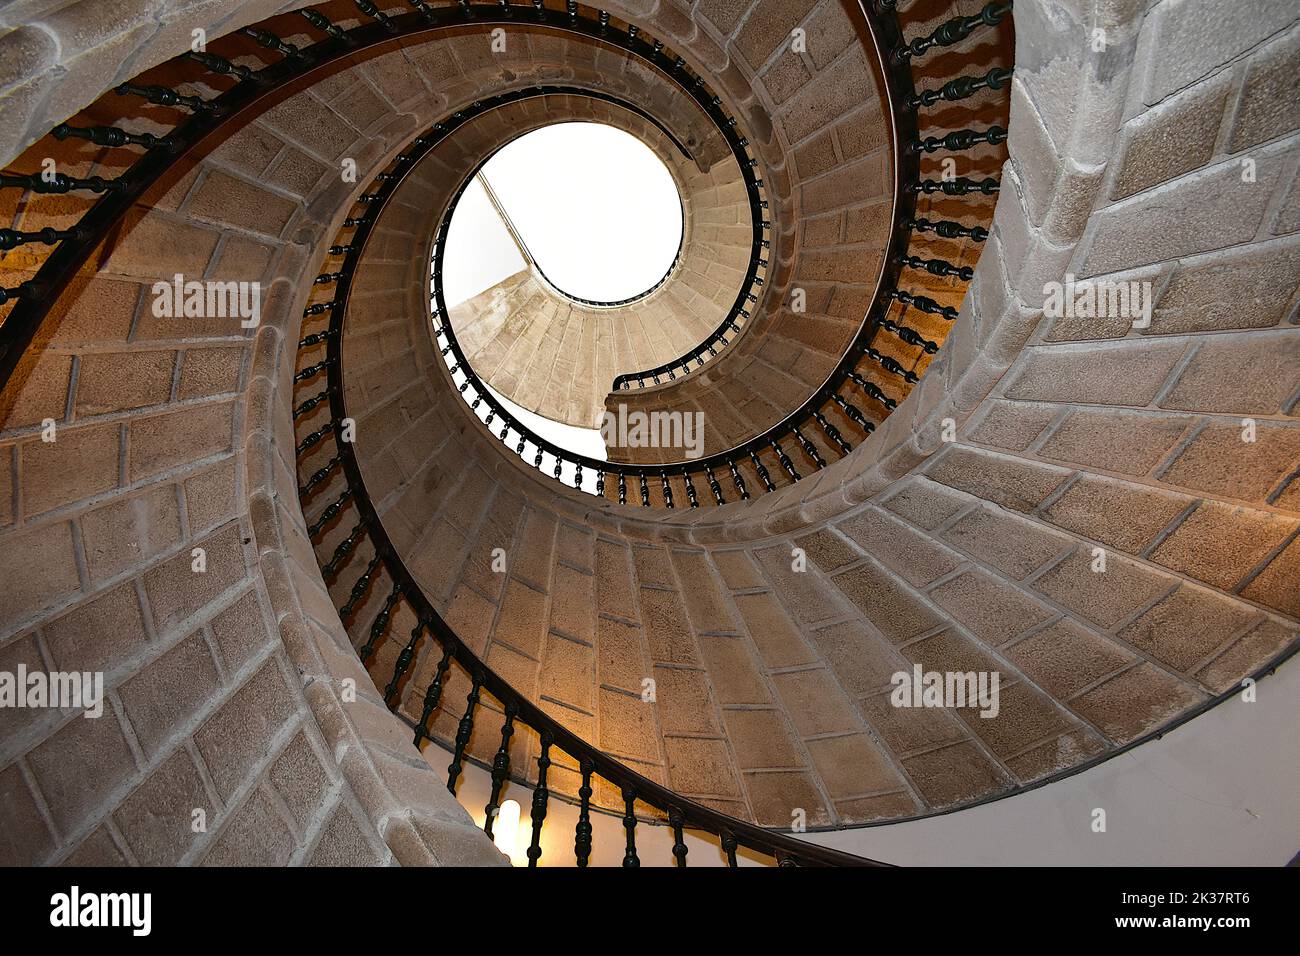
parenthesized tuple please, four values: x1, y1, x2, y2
(444, 122, 684, 307)
(441, 177, 528, 309)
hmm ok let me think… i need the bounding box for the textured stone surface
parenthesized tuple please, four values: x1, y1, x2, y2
(2, 0, 1296, 865)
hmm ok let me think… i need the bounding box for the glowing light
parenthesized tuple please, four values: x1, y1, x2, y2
(493, 799, 522, 863)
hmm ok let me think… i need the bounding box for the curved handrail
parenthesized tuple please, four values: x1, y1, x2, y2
(0, 2, 754, 392)
(422, 1, 1013, 507)
(303, 81, 886, 872)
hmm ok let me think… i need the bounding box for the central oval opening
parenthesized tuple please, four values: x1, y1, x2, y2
(443, 122, 685, 306)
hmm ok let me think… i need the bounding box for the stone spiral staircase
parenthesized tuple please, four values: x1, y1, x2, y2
(0, 0, 1297, 867)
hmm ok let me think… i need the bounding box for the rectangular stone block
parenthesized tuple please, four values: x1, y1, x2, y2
(721, 709, 803, 770)
(1031, 548, 1174, 630)
(80, 481, 182, 582)
(143, 522, 248, 635)
(194, 657, 298, 801)
(119, 631, 221, 759)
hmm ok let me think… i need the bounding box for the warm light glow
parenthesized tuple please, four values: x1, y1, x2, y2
(493, 799, 522, 863)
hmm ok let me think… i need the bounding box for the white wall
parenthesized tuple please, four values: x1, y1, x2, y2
(797, 658, 1299, 866)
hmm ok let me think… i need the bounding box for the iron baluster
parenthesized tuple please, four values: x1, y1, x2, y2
(322, 523, 366, 579)
(484, 703, 517, 839)
(622, 787, 640, 867)
(669, 808, 688, 867)
(575, 760, 594, 867)
(339, 553, 382, 620)
(527, 733, 551, 867)
(414, 643, 455, 747)
(308, 487, 352, 538)
(358, 581, 402, 663)
(447, 673, 483, 794)
(384, 618, 425, 704)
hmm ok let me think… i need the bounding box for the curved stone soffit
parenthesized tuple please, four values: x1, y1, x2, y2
(0, 0, 832, 866)
(442, 94, 753, 429)
(0, 14, 673, 865)
(377, 0, 1300, 828)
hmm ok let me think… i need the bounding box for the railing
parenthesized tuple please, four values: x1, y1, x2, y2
(0, 0, 1012, 867)
(0, 0, 767, 393)
(429, 0, 1013, 509)
(293, 80, 886, 867)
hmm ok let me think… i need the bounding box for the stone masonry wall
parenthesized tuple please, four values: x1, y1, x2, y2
(0, 18, 535, 866)
(322, 0, 1299, 828)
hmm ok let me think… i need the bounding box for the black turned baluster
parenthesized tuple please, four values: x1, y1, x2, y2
(639, 474, 651, 507)
(114, 82, 216, 113)
(621, 787, 640, 867)
(770, 438, 801, 481)
(574, 461, 583, 489)
(409, 0, 438, 22)
(383, 618, 424, 705)
(296, 419, 335, 456)
(242, 26, 302, 58)
(298, 455, 342, 497)
(413, 643, 454, 746)
(889, 289, 960, 321)
(814, 410, 852, 455)
(293, 388, 332, 420)
(881, 317, 940, 354)
(705, 465, 726, 506)
(720, 830, 739, 867)
(865, 346, 920, 384)
(575, 760, 594, 867)
(0, 171, 122, 194)
(184, 50, 254, 80)
(527, 733, 551, 867)
(669, 808, 688, 867)
(308, 487, 352, 538)
(682, 470, 699, 508)
(340, 553, 382, 620)
(906, 216, 989, 242)
(300, 8, 349, 40)
(322, 523, 366, 579)
(848, 369, 899, 410)
(792, 427, 825, 468)
(910, 176, 1000, 196)
(358, 581, 402, 663)
(910, 125, 1007, 154)
(617, 471, 627, 505)
(484, 703, 517, 838)
(748, 450, 775, 493)
(898, 252, 974, 281)
(447, 674, 483, 794)
(0, 227, 82, 250)
(894, 1, 1012, 62)
(553, 455, 563, 481)
(906, 66, 1013, 109)
(355, 0, 397, 30)
(293, 358, 331, 383)
(660, 471, 674, 509)
(728, 458, 749, 500)
(595, 469, 605, 496)
(51, 122, 171, 149)
(831, 393, 873, 433)
(0, 282, 37, 305)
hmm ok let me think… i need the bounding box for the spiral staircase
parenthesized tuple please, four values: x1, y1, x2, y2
(1, 0, 1297, 867)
